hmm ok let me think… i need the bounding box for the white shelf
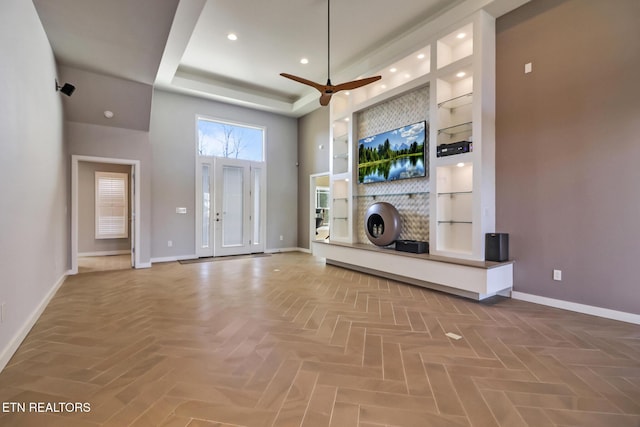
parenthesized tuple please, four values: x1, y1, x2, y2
(438, 92, 473, 109)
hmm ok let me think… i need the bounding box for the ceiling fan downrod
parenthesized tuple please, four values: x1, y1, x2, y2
(280, 0, 381, 106)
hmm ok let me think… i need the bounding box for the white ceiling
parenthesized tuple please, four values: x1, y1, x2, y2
(179, 0, 464, 101)
(33, 0, 525, 118)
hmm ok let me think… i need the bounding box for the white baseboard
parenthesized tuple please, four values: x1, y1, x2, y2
(0, 271, 69, 372)
(150, 254, 197, 264)
(78, 250, 130, 257)
(297, 247, 312, 254)
(511, 291, 640, 325)
(265, 247, 306, 254)
(136, 262, 152, 269)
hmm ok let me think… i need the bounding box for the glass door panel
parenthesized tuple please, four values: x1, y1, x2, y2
(196, 158, 214, 257)
(222, 165, 244, 247)
(202, 163, 211, 248)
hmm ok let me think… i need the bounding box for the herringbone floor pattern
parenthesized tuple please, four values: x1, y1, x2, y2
(0, 253, 638, 426)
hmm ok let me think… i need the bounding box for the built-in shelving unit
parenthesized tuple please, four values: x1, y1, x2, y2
(318, 9, 506, 299)
(430, 11, 496, 260)
(328, 103, 353, 242)
(435, 163, 473, 253)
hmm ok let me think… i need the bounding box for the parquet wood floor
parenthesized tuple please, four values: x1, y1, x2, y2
(78, 255, 132, 274)
(1, 252, 638, 426)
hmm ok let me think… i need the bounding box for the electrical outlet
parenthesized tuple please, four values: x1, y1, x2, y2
(167, 240, 173, 247)
(525, 62, 532, 74)
(553, 269, 562, 281)
(279, 235, 284, 241)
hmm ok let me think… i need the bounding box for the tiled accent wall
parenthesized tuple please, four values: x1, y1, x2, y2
(356, 85, 430, 245)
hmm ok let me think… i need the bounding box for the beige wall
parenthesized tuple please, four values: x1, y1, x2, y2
(78, 161, 132, 254)
(496, 0, 640, 313)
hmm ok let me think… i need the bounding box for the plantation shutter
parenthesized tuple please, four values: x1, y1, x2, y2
(95, 172, 128, 239)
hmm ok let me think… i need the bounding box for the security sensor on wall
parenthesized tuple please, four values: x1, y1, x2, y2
(55, 80, 76, 96)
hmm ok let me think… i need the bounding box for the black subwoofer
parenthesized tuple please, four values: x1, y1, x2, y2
(485, 233, 509, 262)
(395, 240, 429, 254)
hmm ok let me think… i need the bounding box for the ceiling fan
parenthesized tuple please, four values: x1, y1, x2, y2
(280, 0, 381, 106)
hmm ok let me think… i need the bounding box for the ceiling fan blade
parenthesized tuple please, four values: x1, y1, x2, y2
(280, 73, 324, 92)
(334, 75, 382, 92)
(319, 93, 332, 106)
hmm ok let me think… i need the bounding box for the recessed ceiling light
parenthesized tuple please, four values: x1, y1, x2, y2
(381, 84, 387, 89)
(457, 162, 465, 167)
(344, 91, 350, 96)
(457, 32, 466, 39)
(344, 117, 350, 122)
(300, 58, 309, 64)
(456, 71, 466, 78)
(390, 67, 397, 73)
(104, 110, 114, 119)
(404, 73, 411, 79)
(417, 53, 425, 59)
(227, 33, 238, 41)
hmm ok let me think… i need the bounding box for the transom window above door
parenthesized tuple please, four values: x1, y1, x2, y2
(197, 117, 265, 162)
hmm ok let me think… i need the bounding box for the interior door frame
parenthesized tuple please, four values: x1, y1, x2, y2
(309, 172, 330, 248)
(71, 155, 141, 274)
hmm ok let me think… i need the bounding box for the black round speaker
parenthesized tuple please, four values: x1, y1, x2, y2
(364, 202, 401, 246)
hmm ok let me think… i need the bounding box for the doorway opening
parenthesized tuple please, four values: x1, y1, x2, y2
(71, 155, 141, 274)
(310, 173, 330, 244)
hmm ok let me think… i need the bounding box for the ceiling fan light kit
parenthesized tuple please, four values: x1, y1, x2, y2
(280, 0, 381, 106)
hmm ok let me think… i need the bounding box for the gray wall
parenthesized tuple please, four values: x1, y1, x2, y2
(66, 122, 152, 265)
(58, 66, 153, 131)
(78, 161, 132, 254)
(0, 0, 68, 364)
(297, 107, 330, 250)
(496, 0, 640, 314)
(149, 89, 298, 259)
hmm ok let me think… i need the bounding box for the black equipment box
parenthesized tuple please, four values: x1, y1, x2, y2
(485, 233, 509, 262)
(436, 141, 472, 157)
(395, 240, 429, 254)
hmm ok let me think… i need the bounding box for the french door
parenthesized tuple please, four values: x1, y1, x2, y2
(196, 156, 266, 257)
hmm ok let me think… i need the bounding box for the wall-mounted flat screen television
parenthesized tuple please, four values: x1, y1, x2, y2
(358, 121, 427, 183)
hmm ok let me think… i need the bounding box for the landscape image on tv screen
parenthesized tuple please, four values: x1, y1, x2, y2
(358, 121, 427, 183)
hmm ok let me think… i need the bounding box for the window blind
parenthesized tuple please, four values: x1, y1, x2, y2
(95, 172, 128, 239)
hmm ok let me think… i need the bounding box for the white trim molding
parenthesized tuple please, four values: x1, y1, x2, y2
(0, 272, 69, 372)
(265, 247, 305, 254)
(71, 155, 142, 274)
(151, 255, 197, 264)
(511, 291, 640, 325)
(78, 250, 131, 257)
